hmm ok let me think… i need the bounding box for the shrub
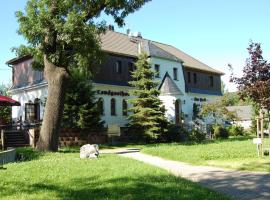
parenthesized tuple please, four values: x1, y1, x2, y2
(160, 124, 188, 142)
(228, 125, 244, 136)
(188, 129, 206, 143)
(213, 125, 229, 139)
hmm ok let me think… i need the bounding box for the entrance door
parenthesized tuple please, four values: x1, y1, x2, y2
(175, 99, 180, 124)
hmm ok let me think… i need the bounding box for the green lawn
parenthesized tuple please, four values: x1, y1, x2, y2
(0, 148, 230, 200)
(142, 137, 270, 172)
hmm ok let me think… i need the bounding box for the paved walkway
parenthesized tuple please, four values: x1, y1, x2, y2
(112, 149, 270, 200)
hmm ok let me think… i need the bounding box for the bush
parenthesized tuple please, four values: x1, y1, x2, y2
(160, 124, 188, 142)
(188, 129, 206, 143)
(228, 125, 244, 136)
(213, 125, 229, 139)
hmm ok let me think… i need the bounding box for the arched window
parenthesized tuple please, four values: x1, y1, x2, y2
(97, 98, 104, 115)
(122, 99, 128, 116)
(175, 99, 181, 124)
(111, 98, 116, 116)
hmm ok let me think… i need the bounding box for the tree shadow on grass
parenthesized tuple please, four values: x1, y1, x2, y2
(0, 175, 230, 200)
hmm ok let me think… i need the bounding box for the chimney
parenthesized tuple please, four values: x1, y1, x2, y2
(126, 29, 131, 35)
(108, 25, 114, 31)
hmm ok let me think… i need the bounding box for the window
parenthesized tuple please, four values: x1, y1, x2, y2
(209, 76, 214, 87)
(154, 64, 160, 78)
(173, 68, 178, 80)
(97, 98, 104, 115)
(193, 73, 197, 84)
(25, 103, 35, 122)
(187, 72, 191, 83)
(25, 98, 40, 122)
(122, 99, 128, 116)
(111, 98, 116, 116)
(115, 61, 122, 74)
(175, 99, 181, 124)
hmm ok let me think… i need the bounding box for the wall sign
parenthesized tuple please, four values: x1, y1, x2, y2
(194, 97, 207, 102)
(96, 90, 129, 96)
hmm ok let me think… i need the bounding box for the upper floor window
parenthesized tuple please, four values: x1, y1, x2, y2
(173, 68, 178, 80)
(122, 99, 128, 116)
(115, 61, 122, 74)
(193, 73, 197, 84)
(187, 72, 191, 83)
(97, 98, 104, 115)
(111, 98, 116, 116)
(209, 76, 214, 87)
(154, 64, 160, 78)
(128, 62, 134, 77)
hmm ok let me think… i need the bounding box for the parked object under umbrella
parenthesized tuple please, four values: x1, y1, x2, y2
(0, 95, 20, 106)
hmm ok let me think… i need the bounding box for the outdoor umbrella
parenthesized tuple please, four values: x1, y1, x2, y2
(0, 95, 20, 106)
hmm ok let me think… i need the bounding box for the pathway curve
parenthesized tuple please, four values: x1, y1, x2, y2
(116, 150, 270, 200)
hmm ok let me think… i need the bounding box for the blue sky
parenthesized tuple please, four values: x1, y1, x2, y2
(0, 0, 270, 91)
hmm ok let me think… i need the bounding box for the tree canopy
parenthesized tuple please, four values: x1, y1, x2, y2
(128, 53, 168, 141)
(230, 42, 270, 109)
(15, 0, 150, 151)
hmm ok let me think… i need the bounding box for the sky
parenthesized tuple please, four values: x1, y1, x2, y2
(0, 0, 270, 91)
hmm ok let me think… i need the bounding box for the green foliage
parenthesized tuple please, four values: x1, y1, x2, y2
(227, 125, 244, 136)
(160, 124, 189, 142)
(200, 97, 237, 122)
(15, 0, 150, 72)
(0, 84, 12, 125)
(62, 70, 104, 129)
(213, 125, 229, 139)
(128, 53, 169, 141)
(16, 147, 44, 161)
(188, 129, 206, 143)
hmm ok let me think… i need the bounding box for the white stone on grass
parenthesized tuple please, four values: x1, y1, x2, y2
(80, 144, 99, 159)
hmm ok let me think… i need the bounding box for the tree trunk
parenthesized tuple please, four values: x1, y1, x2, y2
(36, 56, 69, 151)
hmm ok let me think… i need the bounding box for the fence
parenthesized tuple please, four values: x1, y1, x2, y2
(0, 148, 16, 166)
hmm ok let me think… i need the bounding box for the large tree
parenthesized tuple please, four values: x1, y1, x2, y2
(128, 53, 168, 141)
(16, 0, 150, 151)
(230, 42, 270, 110)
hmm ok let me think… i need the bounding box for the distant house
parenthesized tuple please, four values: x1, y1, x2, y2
(227, 105, 253, 129)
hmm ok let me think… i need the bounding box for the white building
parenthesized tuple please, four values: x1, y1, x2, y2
(6, 30, 224, 128)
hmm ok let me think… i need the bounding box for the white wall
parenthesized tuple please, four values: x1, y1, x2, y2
(93, 84, 133, 127)
(10, 84, 48, 121)
(151, 57, 185, 94)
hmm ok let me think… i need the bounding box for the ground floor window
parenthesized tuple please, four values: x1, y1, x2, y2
(122, 99, 128, 116)
(111, 98, 116, 116)
(175, 99, 181, 124)
(97, 98, 104, 115)
(25, 98, 40, 122)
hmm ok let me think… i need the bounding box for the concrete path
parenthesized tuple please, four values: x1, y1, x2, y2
(117, 151, 270, 200)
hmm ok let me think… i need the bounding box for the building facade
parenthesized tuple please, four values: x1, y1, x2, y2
(7, 30, 224, 127)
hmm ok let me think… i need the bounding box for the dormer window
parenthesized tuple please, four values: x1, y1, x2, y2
(173, 68, 178, 80)
(115, 61, 122, 74)
(154, 64, 160, 78)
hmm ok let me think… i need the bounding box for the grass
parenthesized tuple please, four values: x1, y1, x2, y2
(142, 137, 270, 172)
(0, 148, 230, 200)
